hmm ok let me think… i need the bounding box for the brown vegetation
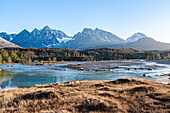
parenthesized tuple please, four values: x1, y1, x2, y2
(0, 78, 170, 113)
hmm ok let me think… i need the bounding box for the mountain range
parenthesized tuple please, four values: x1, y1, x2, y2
(0, 26, 170, 50)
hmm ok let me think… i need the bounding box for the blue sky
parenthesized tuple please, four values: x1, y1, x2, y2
(1, 0, 170, 42)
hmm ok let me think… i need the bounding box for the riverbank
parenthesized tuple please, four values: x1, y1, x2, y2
(152, 60, 170, 65)
(0, 78, 169, 112)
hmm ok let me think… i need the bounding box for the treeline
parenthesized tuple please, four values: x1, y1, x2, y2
(146, 53, 170, 60)
(144, 50, 170, 60)
(0, 49, 32, 63)
(1, 48, 145, 63)
(0, 48, 86, 64)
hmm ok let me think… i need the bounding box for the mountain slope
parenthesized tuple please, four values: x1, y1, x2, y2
(1, 26, 170, 50)
(11, 29, 41, 48)
(126, 32, 149, 42)
(93, 37, 170, 50)
(0, 32, 17, 41)
(94, 28, 125, 43)
(0, 37, 20, 48)
(11, 26, 72, 48)
(125, 37, 170, 50)
(63, 28, 112, 49)
(31, 26, 72, 47)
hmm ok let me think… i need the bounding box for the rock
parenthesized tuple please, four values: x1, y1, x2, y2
(163, 73, 170, 76)
(95, 69, 100, 72)
(147, 68, 153, 71)
(143, 74, 146, 77)
(7, 64, 14, 67)
(79, 67, 85, 71)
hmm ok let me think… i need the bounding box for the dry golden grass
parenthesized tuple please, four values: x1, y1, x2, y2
(0, 78, 170, 113)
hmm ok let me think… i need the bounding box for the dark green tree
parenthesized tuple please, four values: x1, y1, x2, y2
(161, 54, 165, 60)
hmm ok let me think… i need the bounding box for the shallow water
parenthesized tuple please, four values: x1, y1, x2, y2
(0, 60, 169, 90)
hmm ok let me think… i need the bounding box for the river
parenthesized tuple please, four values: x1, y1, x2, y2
(0, 60, 170, 90)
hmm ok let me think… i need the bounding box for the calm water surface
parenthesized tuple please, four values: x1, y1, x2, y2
(0, 60, 169, 90)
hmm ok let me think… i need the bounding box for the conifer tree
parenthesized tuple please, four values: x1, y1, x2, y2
(156, 54, 161, 60)
(28, 57, 32, 64)
(7, 56, 12, 63)
(0, 54, 3, 63)
(161, 54, 165, 60)
(48, 57, 52, 62)
(53, 57, 57, 62)
(167, 53, 170, 59)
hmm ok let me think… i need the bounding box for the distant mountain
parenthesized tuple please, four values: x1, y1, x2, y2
(62, 28, 106, 49)
(126, 32, 149, 42)
(0, 37, 19, 48)
(11, 26, 72, 48)
(93, 37, 170, 50)
(1, 26, 170, 50)
(0, 32, 17, 41)
(63, 28, 124, 49)
(11, 29, 41, 48)
(94, 28, 125, 44)
(124, 37, 170, 50)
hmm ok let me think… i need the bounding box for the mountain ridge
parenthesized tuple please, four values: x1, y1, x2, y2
(0, 26, 169, 50)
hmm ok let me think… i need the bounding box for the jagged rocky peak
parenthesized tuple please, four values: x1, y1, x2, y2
(31, 28, 40, 35)
(32, 28, 39, 32)
(126, 32, 149, 42)
(40, 25, 54, 34)
(94, 27, 125, 43)
(82, 28, 94, 34)
(20, 29, 30, 35)
(43, 25, 51, 30)
(94, 27, 104, 33)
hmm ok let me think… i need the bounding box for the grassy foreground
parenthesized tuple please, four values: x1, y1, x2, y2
(0, 78, 170, 113)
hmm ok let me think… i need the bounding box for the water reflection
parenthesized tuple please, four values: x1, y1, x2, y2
(0, 70, 13, 83)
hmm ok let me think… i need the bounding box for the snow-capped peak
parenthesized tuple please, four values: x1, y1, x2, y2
(126, 32, 148, 42)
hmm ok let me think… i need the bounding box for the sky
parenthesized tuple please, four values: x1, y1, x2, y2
(1, 0, 170, 42)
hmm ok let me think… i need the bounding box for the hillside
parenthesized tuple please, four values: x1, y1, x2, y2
(125, 37, 170, 50)
(93, 38, 170, 50)
(0, 37, 20, 48)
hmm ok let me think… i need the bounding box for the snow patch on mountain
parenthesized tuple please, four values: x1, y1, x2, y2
(57, 37, 73, 43)
(126, 32, 149, 42)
